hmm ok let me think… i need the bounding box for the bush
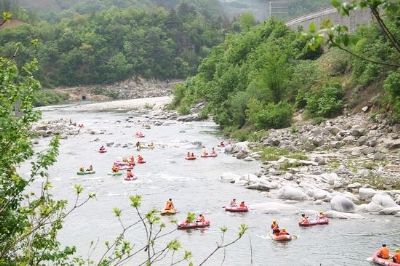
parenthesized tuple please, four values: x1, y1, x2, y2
(384, 71, 400, 99)
(248, 101, 293, 129)
(305, 84, 344, 118)
(33, 90, 69, 106)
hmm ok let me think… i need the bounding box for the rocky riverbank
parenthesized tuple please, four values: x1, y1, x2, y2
(221, 112, 400, 218)
(55, 77, 180, 102)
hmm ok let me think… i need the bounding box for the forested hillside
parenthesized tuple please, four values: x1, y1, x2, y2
(0, 1, 228, 87)
(172, 3, 400, 135)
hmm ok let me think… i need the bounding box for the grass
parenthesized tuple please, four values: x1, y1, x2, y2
(258, 146, 308, 161)
(356, 174, 400, 190)
(144, 103, 154, 110)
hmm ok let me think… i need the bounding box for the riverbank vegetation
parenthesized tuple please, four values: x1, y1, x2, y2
(172, 0, 400, 138)
(0, 0, 228, 87)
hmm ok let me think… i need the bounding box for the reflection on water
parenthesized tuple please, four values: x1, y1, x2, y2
(23, 107, 400, 266)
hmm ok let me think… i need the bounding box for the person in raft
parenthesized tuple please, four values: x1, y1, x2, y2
(138, 155, 144, 162)
(300, 213, 309, 223)
(377, 244, 390, 259)
(187, 152, 190, 158)
(79, 167, 85, 172)
(86, 165, 93, 171)
(230, 199, 237, 207)
(202, 147, 208, 156)
(112, 164, 119, 173)
(165, 199, 174, 210)
(393, 249, 400, 263)
(278, 228, 289, 236)
(318, 211, 326, 219)
(239, 201, 246, 208)
(100, 145, 105, 151)
(211, 147, 216, 154)
(191, 152, 195, 158)
(196, 214, 206, 223)
(126, 169, 134, 179)
(136, 141, 140, 149)
(271, 220, 280, 235)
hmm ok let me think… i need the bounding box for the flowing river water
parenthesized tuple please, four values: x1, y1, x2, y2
(26, 102, 400, 266)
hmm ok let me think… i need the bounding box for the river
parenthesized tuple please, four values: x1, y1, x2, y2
(27, 102, 400, 266)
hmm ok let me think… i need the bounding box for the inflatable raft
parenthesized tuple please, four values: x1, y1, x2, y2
(77, 171, 95, 175)
(201, 153, 217, 158)
(299, 217, 329, 227)
(177, 220, 210, 230)
(161, 209, 177, 216)
(99, 150, 107, 153)
(271, 233, 292, 241)
(372, 251, 400, 266)
(225, 206, 249, 212)
(185, 157, 196, 160)
(124, 176, 137, 181)
(137, 161, 146, 164)
(108, 172, 123, 176)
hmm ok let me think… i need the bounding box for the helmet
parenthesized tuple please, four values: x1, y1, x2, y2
(320, 211, 324, 214)
(272, 220, 276, 223)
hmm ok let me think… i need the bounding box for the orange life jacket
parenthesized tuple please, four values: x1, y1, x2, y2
(379, 247, 390, 259)
(165, 201, 173, 210)
(393, 252, 400, 263)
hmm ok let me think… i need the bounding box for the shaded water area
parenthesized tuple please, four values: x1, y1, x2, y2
(26, 104, 400, 265)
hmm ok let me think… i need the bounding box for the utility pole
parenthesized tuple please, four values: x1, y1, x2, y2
(268, 0, 289, 18)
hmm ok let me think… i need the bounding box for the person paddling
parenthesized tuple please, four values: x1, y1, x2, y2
(138, 155, 145, 163)
(393, 249, 400, 263)
(271, 220, 280, 235)
(377, 244, 390, 259)
(196, 214, 206, 223)
(86, 165, 93, 171)
(230, 199, 237, 207)
(112, 164, 119, 173)
(279, 228, 289, 236)
(300, 213, 309, 223)
(165, 199, 175, 211)
(126, 169, 134, 179)
(239, 201, 246, 208)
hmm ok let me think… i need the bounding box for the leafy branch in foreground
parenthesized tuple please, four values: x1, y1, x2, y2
(0, 57, 95, 265)
(305, 0, 400, 67)
(91, 196, 248, 266)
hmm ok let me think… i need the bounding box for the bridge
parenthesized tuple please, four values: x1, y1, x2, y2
(285, 7, 373, 32)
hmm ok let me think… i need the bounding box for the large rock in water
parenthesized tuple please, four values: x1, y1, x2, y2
(371, 193, 397, 208)
(359, 187, 377, 201)
(330, 195, 356, 213)
(220, 172, 241, 183)
(278, 186, 307, 201)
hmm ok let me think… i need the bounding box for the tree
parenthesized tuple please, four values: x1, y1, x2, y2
(307, 0, 400, 67)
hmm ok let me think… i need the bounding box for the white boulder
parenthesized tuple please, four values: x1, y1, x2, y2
(330, 195, 356, 213)
(359, 187, 377, 201)
(278, 186, 308, 201)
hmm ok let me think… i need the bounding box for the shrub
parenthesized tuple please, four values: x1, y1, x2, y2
(384, 71, 400, 99)
(305, 84, 344, 118)
(251, 102, 293, 129)
(33, 90, 69, 107)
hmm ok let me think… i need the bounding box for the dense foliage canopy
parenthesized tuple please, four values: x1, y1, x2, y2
(0, 1, 227, 87)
